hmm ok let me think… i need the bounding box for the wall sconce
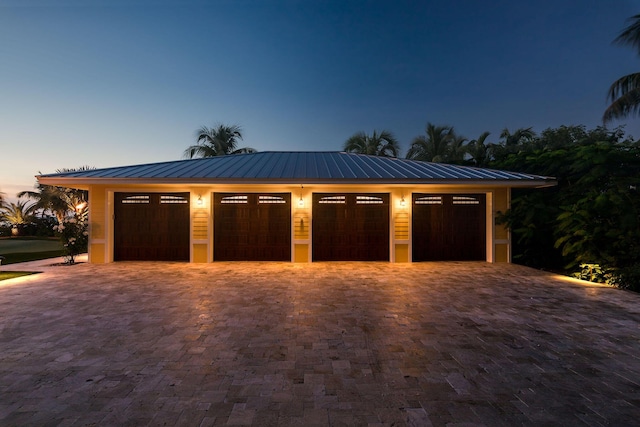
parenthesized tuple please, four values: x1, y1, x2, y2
(298, 185, 304, 208)
(400, 195, 406, 208)
(197, 195, 203, 207)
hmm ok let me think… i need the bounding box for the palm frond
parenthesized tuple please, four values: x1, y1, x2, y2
(406, 136, 429, 160)
(55, 165, 95, 173)
(343, 132, 368, 153)
(0, 200, 36, 224)
(603, 15, 640, 121)
(343, 130, 399, 157)
(189, 123, 246, 157)
(376, 130, 400, 157)
(183, 144, 216, 158)
(17, 190, 40, 199)
(613, 14, 640, 55)
(475, 131, 491, 146)
(603, 87, 640, 122)
(500, 127, 534, 146)
(231, 147, 257, 154)
(606, 72, 640, 101)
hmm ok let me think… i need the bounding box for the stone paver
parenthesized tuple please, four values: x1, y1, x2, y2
(0, 260, 639, 426)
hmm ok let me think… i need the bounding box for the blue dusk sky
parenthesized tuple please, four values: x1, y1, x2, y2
(1, 0, 640, 200)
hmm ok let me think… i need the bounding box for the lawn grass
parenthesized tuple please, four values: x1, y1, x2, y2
(0, 237, 63, 265)
(0, 271, 37, 281)
(1, 251, 63, 265)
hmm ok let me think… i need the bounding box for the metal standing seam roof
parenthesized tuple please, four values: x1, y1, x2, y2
(37, 151, 556, 186)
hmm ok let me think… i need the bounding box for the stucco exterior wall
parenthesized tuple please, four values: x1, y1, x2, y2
(493, 187, 511, 263)
(88, 185, 107, 264)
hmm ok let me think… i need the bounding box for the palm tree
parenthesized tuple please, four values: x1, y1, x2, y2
(492, 127, 536, 161)
(499, 127, 535, 147)
(19, 167, 91, 223)
(406, 123, 454, 162)
(183, 124, 256, 158)
(0, 200, 36, 236)
(604, 14, 640, 123)
(343, 130, 400, 157)
(448, 131, 469, 163)
(467, 131, 492, 167)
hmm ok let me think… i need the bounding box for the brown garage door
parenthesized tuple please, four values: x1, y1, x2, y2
(114, 193, 190, 261)
(312, 193, 389, 261)
(214, 193, 291, 261)
(412, 193, 486, 261)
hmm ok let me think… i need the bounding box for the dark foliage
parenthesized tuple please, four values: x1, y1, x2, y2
(491, 125, 640, 291)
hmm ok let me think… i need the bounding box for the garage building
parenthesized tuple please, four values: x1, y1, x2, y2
(37, 151, 555, 263)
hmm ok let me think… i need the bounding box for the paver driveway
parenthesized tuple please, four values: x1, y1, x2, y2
(0, 261, 639, 426)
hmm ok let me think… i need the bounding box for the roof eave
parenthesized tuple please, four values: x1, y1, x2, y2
(37, 176, 557, 188)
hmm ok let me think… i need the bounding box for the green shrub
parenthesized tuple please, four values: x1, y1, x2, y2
(610, 264, 640, 292)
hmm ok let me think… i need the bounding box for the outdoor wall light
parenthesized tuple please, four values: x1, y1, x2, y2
(197, 195, 203, 206)
(298, 185, 304, 207)
(400, 196, 406, 208)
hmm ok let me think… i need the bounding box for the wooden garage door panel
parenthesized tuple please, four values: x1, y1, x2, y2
(312, 193, 389, 261)
(412, 194, 486, 261)
(114, 193, 190, 261)
(214, 193, 291, 261)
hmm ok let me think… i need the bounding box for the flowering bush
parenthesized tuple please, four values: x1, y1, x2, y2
(53, 205, 88, 264)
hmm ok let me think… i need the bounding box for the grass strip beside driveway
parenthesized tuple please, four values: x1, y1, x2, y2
(0, 271, 37, 281)
(0, 251, 63, 265)
(0, 238, 63, 265)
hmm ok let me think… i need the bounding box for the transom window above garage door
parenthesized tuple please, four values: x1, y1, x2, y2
(356, 195, 384, 204)
(120, 194, 190, 204)
(318, 195, 346, 204)
(316, 195, 387, 205)
(452, 195, 482, 205)
(221, 195, 248, 204)
(121, 195, 150, 204)
(414, 195, 442, 205)
(160, 194, 189, 204)
(414, 195, 482, 205)
(259, 195, 287, 204)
